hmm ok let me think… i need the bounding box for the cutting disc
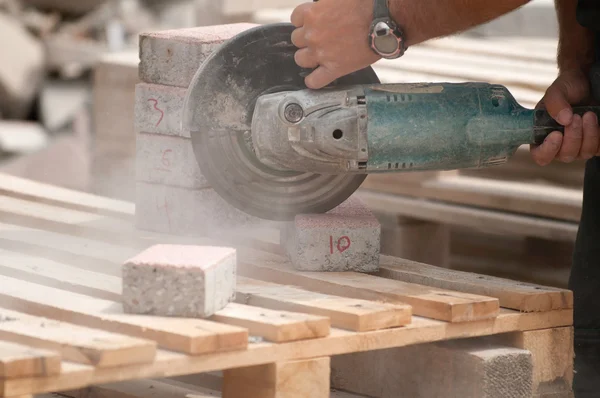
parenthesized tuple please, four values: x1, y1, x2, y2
(182, 23, 380, 221)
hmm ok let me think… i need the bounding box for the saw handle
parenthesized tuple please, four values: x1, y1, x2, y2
(533, 61, 600, 145)
(533, 106, 600, 145)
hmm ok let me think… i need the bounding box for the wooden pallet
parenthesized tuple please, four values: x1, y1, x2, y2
(0, 173, 574, 397)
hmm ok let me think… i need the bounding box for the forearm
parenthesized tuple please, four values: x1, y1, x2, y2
(389, 0, 531, 47)
(555, 0, 595, 73)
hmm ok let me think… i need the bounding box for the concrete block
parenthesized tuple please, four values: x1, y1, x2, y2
(139, 23, 258, 88)
(136, 133, 209, 189)
(331, 337, 534, 398)
(122, 244, 237, 317)
(134, 83, 188, 137)
(0, 13, 45, 119)
(134, 181, 263, 237)
(281, 196, 381, 272)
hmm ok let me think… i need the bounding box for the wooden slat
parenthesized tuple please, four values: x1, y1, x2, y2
(377, 256, 572, 312)
(0, 248, 331, 345)
(0, 341, 61, 379)
(237, 249, 499, 323)
(0, 172, 134, 220)
(236, 277, 411, 332)
(361, 173, 582, 223)
(62, 378, 220, 398)
(0, 222, 138, 276)
(0, 248, 122, 302)
(355, 190, 578, 242)
(211, 303, 330, 343)
(0, 309, 157, 368)
(0, 308, 572, 397)
(0, 362, 93, 397)
(0, 275, 248, 355)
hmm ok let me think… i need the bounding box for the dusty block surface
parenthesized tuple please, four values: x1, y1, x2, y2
(122, 244, 237, 317)
(136, 133, 209, 189)
(135, 83, 188, 137)
(331, 337, 534, 398)
(134, 182, 263, 236)
(139, 23, 258, 87)
(282, 196, 381, 272)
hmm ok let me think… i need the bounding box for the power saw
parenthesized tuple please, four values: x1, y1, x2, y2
(182, 23, 599, 221)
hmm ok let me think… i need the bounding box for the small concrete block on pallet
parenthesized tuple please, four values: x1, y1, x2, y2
(135, 83, 188, 137)
(139, 23, 258, 88)
(122, 244, 237, 317)
(136, 133, 209, 189)
(281, 196, 381, 272)
(135, 181, 263, 236)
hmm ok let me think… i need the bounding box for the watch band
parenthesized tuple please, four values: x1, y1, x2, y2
(373, 0, 390, 20)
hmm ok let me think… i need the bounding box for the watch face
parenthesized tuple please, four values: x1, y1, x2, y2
(374, 34, 400, 55)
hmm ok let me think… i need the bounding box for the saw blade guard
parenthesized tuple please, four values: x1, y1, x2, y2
(181, 23, 380, 221)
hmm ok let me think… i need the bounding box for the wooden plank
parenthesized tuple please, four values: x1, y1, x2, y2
(0, 362, 93, 397)
(237, 249, 499, 323)
(355, 190, 578, 242)
(0, 308, 572, 396)
(62, 378, 220, 398)
(361, 174, 582, 223)
(0, 341, 61, 379)
(0, 222, 138, 276)
(376, 256, 572, 312)
(0, 172, 134, 219)
(0, 248, 122, 302)
(236, 277, 411, 332)
(223, 357, 331, 398)
(211, 303, 330, 343)
(0, 309, 157, 368)
(0, 275, 248, 355)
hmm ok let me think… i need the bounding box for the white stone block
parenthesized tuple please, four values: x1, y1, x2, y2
(135, 83, 188, 138)
(281, 196, 381, 272)
(136, 133, 209, 189)
(122, 244, 237, 317)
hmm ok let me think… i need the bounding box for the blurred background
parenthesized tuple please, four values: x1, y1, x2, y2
(0, 0, 577, 288)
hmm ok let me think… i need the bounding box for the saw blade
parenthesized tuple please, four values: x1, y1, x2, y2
(182, 23, 380, 221)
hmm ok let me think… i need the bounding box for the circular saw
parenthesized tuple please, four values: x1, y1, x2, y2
(183, 23, 600, 222)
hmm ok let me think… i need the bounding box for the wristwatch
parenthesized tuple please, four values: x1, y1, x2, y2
(369, 0, 406, 59)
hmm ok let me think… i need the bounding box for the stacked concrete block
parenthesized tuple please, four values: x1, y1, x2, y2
(134, 23, 267, 237)
(281, 196, 381, 273)
(92, 51, 140, 201)
(122, 244, 237, 317)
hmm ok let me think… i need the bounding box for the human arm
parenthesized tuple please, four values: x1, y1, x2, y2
(290, 0, 531, 88)
(530, 0, 599, 165)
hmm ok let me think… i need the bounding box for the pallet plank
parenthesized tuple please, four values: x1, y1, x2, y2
(237, 249, 498, 323)
(0, 248, 122, 302)
(0, 341, 61, 379)
(0, 309, 157, 368)
(211, 303, 330, 343)
(236, 277, 411, 332)
(0, 362, 92, 397)
(0, 308, 572, 396)
(0, 275, 248, 355)
(62, 378, 220, 398)
(0, 172, 134, 220)
(377, 256, 573, 312)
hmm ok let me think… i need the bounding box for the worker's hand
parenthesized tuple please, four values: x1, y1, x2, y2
(290, 0, 381, 89)
(531, 69, 600, 165)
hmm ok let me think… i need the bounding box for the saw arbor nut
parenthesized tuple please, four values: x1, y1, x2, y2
(284, 103, 304, 123)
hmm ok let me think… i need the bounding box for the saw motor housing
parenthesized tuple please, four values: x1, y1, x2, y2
(251, 82, 537, 176)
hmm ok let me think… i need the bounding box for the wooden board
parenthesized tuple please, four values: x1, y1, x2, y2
(0, 173, 574, 397)
(0, 341, 61, 379)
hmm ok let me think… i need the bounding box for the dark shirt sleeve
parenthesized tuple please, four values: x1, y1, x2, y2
(577, 0, 600, 31)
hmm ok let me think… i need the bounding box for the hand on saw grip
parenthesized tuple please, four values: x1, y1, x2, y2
(532, 69, 600, 165)
(290, 0, 381, 89)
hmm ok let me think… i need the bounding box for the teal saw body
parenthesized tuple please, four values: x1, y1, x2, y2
(183, 23, 600, 221)
(363, 82, 536, 172)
